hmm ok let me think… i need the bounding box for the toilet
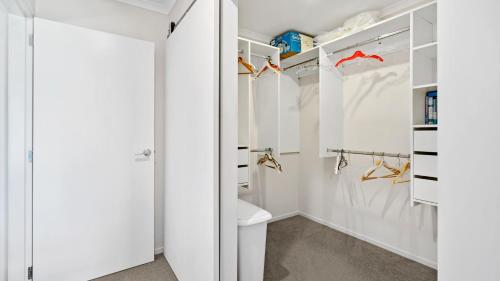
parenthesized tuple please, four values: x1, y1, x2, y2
(237, 199, 272, 281)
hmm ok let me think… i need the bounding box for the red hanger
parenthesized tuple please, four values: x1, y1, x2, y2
(335, 50, 384, 68)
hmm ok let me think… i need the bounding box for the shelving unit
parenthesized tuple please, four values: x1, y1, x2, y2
(239, 2, 439, 207)
(410, 2, 438, 207)
(237, 37, 280, 191)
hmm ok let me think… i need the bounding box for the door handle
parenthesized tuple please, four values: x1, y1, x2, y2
(136, 149, 152, 157)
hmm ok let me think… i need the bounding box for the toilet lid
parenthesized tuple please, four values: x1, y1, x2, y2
(237, 199, 272, 226)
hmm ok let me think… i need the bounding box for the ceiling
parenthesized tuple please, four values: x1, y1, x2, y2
(116, 0, 175, 14)
(239, 0, 403, 39)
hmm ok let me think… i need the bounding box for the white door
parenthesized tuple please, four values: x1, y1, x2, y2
(33, 18, 154, 281)
(164, 0, 220, 280)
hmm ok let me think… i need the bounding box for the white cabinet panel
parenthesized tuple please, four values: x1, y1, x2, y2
(252, 75, 279, 153)
(250, 48, 280, 154)
(319, 47, 344, 158)
(414, 154, 438, 178)
(164, 0, 219, 279)
(280, 73, 300, 153)
(414, 178, 437, 204)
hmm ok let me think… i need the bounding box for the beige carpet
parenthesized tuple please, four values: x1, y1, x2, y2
(93, 216, 436, 281)
(264, 216, 437, 281)
(93, 255, 178, 281)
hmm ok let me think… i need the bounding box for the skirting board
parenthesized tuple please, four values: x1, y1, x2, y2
(298, 212, 437, 270)
(268, 211, 300, 223)
(154, 247, 164, 255)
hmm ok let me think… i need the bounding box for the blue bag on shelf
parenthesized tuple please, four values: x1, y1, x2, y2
(270, 31, 313, 59)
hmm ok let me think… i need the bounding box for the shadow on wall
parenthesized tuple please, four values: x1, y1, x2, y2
(298, 66, 437, 264)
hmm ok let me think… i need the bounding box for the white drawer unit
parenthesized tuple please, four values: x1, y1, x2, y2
(238, 148, 249, 166)
(414, 130, 437, 152)
(413, 154, 438, 178)
(238, 167, 249, 184)
(413, 177, 437, 204)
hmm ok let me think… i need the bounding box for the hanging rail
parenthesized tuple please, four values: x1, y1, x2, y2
(251, 53, 272, 60)
(327, 148, 410, 159)
(238, 51, 272, 61)
(283, 57, 319, 71)
(282, 27, 409, 71)
(251, 148, 273, 154)
(326, 27, 410, 57)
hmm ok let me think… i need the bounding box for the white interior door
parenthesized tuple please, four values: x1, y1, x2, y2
(33, 18, 154, 281)
(164, 0, 219, 280)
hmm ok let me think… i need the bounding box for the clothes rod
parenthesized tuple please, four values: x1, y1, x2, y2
(326, 27, 410, 57)
(283, 57, 319, 71)
(251, 148, 273, 154)
(327, 148, 410, 159)
(251, 53, 272, 60)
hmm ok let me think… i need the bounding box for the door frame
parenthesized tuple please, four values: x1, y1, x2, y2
(219, 0, 238, 280)
(3, 0, 34, 280)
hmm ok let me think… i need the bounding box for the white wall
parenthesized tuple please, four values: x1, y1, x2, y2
(298, 64, 437, 268)
(0, 3, 9, 281)
(239, 154, 300, 221)
(438, 0, 500, 279)
(35, 0, 169, 252)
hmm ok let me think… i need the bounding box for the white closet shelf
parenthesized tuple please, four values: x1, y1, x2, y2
(239, 37, 279, 60)
(281, 47, 319, 70)
(414, 42, 437, 60)
(320, 12, 410, 54)
(413, 198, 438, 207)
(413, 41, 438, 51)
(281, 11, 411, 71)
(413, 83, 438, 91)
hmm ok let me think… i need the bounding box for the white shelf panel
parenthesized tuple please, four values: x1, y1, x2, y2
(413, 83, 438, 90)
(414, 42, 437, 60)
(281, 47, 319, 70)
(238, 37, 279, 60)
(320, 12, 411, 55)
(413, 41, 438, 51)
(413, 198, 438, 207)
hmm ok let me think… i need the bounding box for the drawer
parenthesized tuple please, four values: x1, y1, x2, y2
(413, 154, 437, 178)
(238, 149, 249, 166)
(414, 130, 437, 152)
(414, 178, 437, 204)
(238, 167, 249, 184)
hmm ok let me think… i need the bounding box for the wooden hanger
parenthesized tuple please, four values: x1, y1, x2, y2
(257, 153, 282, 173)
(379, 161, 402, 179)
(361, 159, 384, 181)
(361, 156, 401, 181)
(335, 50, 384, 68)
(392, 161, 410, 184)
(256, 58, 281, 78)
(238, 56, 256, 75)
